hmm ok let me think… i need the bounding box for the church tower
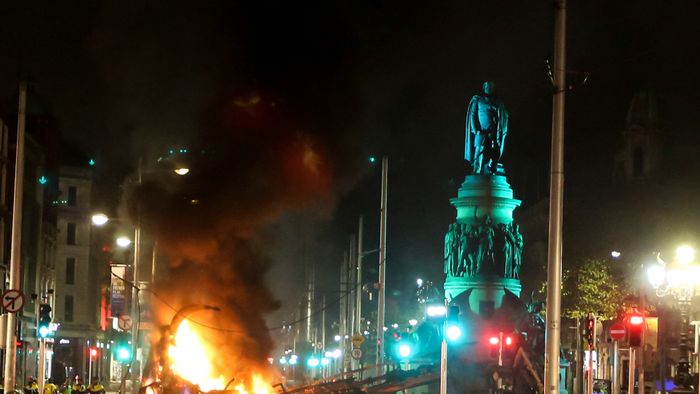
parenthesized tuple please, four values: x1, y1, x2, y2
(614, 90, 663, 182)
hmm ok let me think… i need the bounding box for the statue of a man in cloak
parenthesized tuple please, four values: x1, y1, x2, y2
(465, 81, 509, 174)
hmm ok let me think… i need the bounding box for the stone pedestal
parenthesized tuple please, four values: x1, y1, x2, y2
(451, 175, 521, 226)
(445, 276, 522, 313)
(443, 174, 523, 315)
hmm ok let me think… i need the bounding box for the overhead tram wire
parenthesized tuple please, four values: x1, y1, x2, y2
(110, 271, 358, 333)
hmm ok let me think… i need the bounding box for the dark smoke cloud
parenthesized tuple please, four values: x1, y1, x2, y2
(131, 86, 361, 381)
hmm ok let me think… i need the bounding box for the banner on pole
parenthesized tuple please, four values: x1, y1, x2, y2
(110, 265, 129, 317)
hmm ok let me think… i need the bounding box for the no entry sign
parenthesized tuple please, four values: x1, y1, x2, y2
(610, 323, 626, 340)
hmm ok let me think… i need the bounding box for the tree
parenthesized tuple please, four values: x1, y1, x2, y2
(563, 259, 626, 321)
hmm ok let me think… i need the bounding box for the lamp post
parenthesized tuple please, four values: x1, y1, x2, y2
(646, 245, 699, 392)
(92, 213, 149, 393)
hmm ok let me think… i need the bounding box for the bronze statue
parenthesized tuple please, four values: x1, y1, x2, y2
(444, 223, 455, 276)
(512, 224, 523, 279)
(465, 81, 509, 174)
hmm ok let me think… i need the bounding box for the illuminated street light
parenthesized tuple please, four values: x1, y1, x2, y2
(647, 245, 700, 390)
(333, 335, 341, 342)
(427, 305, 447, 317)
(416, 278, 424, 287)
(91, 213, 110, 226)
(676, 245, 695, 265)
(174, 167, 190, 176)
(611, 250, 621, 259)
(646, 264, 665, 288)
(116, 236, 132, 248)
(408, 319, 418, 326)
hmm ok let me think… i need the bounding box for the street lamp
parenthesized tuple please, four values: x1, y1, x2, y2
(173, 167, 190, 176)
(91, 213, 110, 226)
(116, 236, 132, 248)
(646, 245, 698, 390)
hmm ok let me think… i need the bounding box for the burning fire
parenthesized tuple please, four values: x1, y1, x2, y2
(167, 319, 273, 394)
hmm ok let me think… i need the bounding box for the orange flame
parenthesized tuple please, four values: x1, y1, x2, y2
(167, 320, 273, 394)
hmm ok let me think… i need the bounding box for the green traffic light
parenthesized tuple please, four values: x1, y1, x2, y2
(38, 325, 50, 338)
(116, 346, 131, 361)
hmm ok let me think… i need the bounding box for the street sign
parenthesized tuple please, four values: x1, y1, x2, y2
(351, 348, 363, 360)
(610, 323, 626, 340)
(352, 332, 365, 348)
(118, 314, 133, 331)
(2, 289, 25, 313)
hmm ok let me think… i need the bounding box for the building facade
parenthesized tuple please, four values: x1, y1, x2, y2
(53, 165, 105, 383)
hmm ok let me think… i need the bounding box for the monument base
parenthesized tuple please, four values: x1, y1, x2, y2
(445, 276, 522, 317)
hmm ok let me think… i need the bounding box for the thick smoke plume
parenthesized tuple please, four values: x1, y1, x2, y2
(131, 92, 358, 383)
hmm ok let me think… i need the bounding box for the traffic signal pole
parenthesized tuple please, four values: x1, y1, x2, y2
(497, 332, 504, 390)
(628, 348, 635, 394)
(587, 342, 593, 394)
(3, 80, 28, 394)
(439, 298, 448, 394)
(38, 340, 46, 391)
(612, 340, 619, 394)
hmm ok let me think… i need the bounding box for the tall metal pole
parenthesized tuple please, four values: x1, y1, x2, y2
(356, 216, 364, 334)
(0, 125, 8, 291)
(38, 339, 46, 392)
(348, 235, 356, 342)
(612, 340, 619, 394)
(575, 318, 583, 394)
(638, 290, 645, 390)
(321, 295, 326, 377)
(544, 1, 566, 393)
(375, 156, 388, 377)
(321, 295, 326, 350)
(587, 343, 593, 394)
(340, 252, 348, 371)
(130, 159, 142, 393)
(627, 348, 635, 394)
(439, 298, 448, 394)
(3, 80, 28, 393)
(151, 240, 157, 284)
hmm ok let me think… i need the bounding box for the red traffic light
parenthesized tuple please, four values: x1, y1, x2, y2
(488, 336, 499, 345)
(89, 348, 98, 358)
(630, 315, 644, 325)
(504, 336, 514, 346)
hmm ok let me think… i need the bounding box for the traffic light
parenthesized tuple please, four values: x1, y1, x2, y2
(89, 347, 99, 360)
(393, 332, 415, 360)
(398, 343, 412, 359)
(446, 305, 462, 342)
(38, 304, 52, 338)
(113, 332, 132, 362)
(502, 334, 516, 357)
(488, 335, 500, 357)
(628, 313, 644, 347)
(583, 313, 595, 347)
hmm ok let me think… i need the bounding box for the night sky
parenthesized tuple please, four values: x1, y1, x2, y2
(2, 1, 700, 328)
